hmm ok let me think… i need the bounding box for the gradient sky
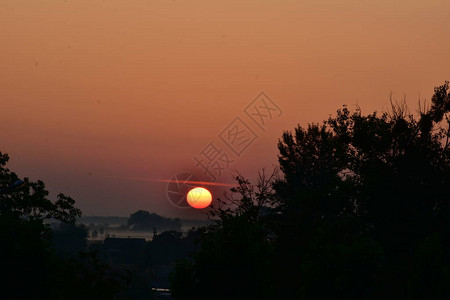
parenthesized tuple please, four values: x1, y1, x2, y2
(1, 0, 449, 218)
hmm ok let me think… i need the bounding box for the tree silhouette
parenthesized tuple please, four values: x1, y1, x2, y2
(171, 82, 450, 300)
(127, 209, 182, 231)
(0, 152, 129, 299)
(170, 170, 278, 300)
(273, 82, 450, 299)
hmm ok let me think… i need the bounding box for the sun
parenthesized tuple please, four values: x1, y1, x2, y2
(187, 187, 212, 209)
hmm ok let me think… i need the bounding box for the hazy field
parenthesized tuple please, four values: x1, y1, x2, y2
(78, 216, 210, 241)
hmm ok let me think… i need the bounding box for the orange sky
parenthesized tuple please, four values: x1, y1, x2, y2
(1, 0, 449, 218)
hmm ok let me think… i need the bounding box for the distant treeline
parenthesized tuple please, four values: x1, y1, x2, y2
(126, 210, 182, 231)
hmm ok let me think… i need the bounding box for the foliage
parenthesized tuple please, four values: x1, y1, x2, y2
(0, 151, 129, 299)
(171, 82, 450, 299)
(170, 170, 278, 300)
(127, 210, 182, 231)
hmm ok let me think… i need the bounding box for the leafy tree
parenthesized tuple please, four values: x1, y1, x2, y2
(171, 82, 450, 300)
(170, 170, 278, 300)
(0, 151, 82, 299)
(127, 210, 182, 231)
(273, 82, 450, 299)
(0, 152, 129, 299)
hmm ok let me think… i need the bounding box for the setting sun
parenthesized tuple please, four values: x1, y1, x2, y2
(187, 187, 212, 209)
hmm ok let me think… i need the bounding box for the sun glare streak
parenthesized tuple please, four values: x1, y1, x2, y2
(97, 175, 235, 187)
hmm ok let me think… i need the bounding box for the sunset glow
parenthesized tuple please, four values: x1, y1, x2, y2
(1, 0, 448, 218)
